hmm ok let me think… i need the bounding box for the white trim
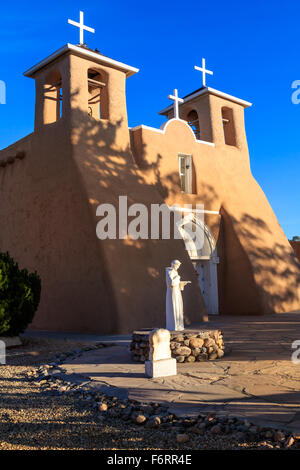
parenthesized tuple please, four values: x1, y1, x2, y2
(200, 210, 219, 215)
(159, 86, 252, 115)
(178, 153, 192, 194)
(23, 44, 139, 78)
(168, 205, 219, 215)
(130, 119, 215, 147)
(130, 124, 164, 134)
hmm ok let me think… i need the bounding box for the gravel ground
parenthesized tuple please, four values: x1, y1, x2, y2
(0, 337, 299, 450)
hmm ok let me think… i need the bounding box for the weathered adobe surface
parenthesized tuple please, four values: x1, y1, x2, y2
(130, 329, 224, 363)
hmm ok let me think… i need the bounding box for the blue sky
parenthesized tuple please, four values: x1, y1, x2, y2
(0, 0, 299, 239)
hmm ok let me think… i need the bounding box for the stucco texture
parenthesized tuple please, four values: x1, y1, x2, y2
(0, 47, 299, 334)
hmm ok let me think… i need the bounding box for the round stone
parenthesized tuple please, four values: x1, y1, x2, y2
(249, 426, 258, 434)
(211, 425, 222, 434)
(136, 414, 147, 424)
(148, 416, 161, 428)
(204, 338, 215, 348)
(173, 346, 191, 357)
(176, 433, 189, 444)
(98, 402, 108, 412)
(172, 335, 184, 342)
(185, 355, 196, 362)
(176, 355, 185, 363)
(189, 338, 204, 349)
(191, 348, 201, 357)
(274, 431, 285, 442)
(285, 436, 295, 448)
(197, 353, 208, 361)
(209, 352, 218, 360)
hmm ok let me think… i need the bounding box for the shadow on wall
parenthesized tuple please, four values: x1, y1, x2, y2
(218, 208, 300, 315)
(50, 106, 207, 332)
(290, 241, 300, 263)
(239, 213, 300, 312)
(71, 105, 300, 321)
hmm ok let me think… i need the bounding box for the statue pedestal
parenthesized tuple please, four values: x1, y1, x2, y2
(131, 328, 225, 363)
(145, 357, 177, 378)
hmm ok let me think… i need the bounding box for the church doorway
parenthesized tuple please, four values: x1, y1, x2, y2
(179, 217, 219, 315)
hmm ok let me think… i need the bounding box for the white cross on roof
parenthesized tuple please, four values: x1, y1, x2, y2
(194, 58, 213, 87)
(68, 11, 95, 45)
(168, 89, 184, 119)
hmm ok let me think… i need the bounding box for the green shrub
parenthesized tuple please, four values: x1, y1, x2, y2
(0, 252, 41, 336)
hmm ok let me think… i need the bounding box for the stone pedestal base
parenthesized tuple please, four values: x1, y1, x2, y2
(132, 329, 224, 363)
(145, 357, 177, 378)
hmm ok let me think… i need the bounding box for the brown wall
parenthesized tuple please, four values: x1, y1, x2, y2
(290, 241, 300, 263)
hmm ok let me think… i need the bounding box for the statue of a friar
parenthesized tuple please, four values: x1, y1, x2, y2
(165, 260, 191, 331)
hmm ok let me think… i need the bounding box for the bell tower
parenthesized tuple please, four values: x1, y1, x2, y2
(159, 58, 251, 151)
(159, 86, 252, 151)
(24, 44, 139, 141)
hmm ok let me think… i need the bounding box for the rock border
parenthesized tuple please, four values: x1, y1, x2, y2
(131, 329, 224, 363)
(22, 343, 298, 450)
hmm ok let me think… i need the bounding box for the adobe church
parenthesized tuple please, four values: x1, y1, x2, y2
(0, 16, 299, 333)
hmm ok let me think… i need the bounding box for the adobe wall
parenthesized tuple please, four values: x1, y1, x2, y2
(290, 241, 300, 263)
(0, 52, 121, 333)
(131, 117, 300, 314)
(0, 116, 121, 333)
(67, 54, 207, 333)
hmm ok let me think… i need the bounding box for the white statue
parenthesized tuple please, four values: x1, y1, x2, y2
(165, 260, 191, 331)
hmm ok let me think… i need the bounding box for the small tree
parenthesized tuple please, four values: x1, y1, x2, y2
(0, 252, 41, 336)
(292, 236, 300, 241)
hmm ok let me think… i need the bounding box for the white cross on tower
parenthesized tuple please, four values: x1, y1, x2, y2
(194, 58, 213, 88)
(168, 89, 184, 119)
(68, 11, 95, 45)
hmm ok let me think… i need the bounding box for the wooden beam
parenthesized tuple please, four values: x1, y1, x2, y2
(88, 78, 106, 88)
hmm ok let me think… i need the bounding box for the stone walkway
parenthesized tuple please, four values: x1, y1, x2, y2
(35, 314, 300, 433)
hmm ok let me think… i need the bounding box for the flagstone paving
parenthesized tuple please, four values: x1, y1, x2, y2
(60, 314, 300, 433)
